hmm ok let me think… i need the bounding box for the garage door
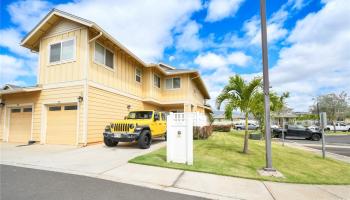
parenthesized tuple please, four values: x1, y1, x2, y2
(8, 107, 32, 143)
(46, 104, 77, 145)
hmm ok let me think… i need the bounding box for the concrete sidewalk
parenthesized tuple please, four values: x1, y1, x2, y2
(1, 142, 349, 200)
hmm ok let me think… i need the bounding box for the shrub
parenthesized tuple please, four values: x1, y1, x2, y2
(193, 126, 213, 140)
(212, 124, 232, 132)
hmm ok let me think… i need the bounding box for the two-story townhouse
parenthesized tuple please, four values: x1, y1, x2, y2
(0, 9, 211, 146)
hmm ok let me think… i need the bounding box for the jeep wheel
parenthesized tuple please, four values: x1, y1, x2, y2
(311, 134, 321, 141)
(104, 138, 118, 147)
(237, 127, 242, 130)
(138, 130, 151, 149)
(164, 132, 167, 141)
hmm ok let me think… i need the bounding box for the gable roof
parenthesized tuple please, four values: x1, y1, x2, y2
(21, 9, 210, 99)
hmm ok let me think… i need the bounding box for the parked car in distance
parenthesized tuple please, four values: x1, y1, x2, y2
(272, 125, 322, 141)
(307, 125, 320, 132)
(271, 124, 279, 129)
(325, 122, 350, 132)
(234, 122, 259, 130)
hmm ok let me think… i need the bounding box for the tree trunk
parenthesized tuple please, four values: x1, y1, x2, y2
(333, 120, 336, 133)
(243, 113, 249, 153)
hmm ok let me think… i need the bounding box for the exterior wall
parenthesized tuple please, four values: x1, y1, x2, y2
(88, 33, 144, 99)
(38, 19, 88, 85)
(162, 74, 189, 103)
(1, 85, 84, 144)
(87, 85, 160, 143)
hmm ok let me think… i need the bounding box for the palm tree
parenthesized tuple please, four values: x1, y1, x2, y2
(216, 75, 262, 154)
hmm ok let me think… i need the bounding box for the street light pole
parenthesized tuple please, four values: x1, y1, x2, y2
(260, 0, 274, 170)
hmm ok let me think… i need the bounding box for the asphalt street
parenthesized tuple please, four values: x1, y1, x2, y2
(284, 135, 350, 157)
(0, 165, 207, 200)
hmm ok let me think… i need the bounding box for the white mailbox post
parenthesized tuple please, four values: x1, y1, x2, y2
(166, 112, 193, 165)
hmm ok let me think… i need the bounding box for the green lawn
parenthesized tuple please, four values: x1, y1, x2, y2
(130, 131, 350, 184)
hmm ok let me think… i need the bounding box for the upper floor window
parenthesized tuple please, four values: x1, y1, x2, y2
(94, 42, 114, 69)
(135, 68, 142, 83)
(165, 77, 181, 89)
(49, 39, 75, 63)
(154, 74, 161, 88)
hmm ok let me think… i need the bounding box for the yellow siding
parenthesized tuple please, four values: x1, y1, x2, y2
(88, 35, 143, 98)
(39, 24, 87, 85)
(189, 78, 205, 107)
(162, 74, 189, 102)
(1, 85, 84, 144)
(87, 85, 160, 143)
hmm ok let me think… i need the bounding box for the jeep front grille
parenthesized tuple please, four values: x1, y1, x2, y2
(111, 123, 131, 132)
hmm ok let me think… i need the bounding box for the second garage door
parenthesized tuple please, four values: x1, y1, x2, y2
(46, 104, 78, 145)
(8, 107, 32, 143)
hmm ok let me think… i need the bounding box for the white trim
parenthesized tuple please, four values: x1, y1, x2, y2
(47, 37, 76, 66)
(4, 103, 34, 142)
(88, 81, 142, 101)
(94, 41, 115, 71)
(76, 101, 80, 145)
(83, 29, 89, 146)
(42, 80, 84, 89)
(37, 38, 42, 84)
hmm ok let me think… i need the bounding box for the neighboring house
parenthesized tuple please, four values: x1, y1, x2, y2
(0, 9, 211, 145)
(212, 112, 232, 125)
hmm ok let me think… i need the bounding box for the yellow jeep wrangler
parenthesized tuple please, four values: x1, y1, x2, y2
(103, 110, 167, 149)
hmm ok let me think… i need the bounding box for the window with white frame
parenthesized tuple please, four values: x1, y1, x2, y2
(154, 74, 160, 88)
(135, 68, 142, 83)
(49, 39, 75, 63)
(165, 77, 181, 89)
(94, 42, 114, 69)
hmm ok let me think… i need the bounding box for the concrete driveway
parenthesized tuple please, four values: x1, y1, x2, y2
(0, 139, 165, 175)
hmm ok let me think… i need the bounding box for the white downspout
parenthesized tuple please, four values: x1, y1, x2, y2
(83, 31, 102, 146)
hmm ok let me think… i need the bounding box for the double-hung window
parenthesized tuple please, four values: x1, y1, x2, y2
(165, 77, 181, 89)
(154, 74, 161, 88)
(49, 39, 75, 63)
(94, 42, 114, 69)
(135, 68, 142, 83)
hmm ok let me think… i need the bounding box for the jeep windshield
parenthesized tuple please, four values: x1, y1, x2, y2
(127, 111, 153, 119)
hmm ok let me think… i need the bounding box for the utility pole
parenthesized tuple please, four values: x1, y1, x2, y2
(260, 0, 274, 171)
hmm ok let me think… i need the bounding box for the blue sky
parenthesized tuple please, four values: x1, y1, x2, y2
(0, 0, 349, 111)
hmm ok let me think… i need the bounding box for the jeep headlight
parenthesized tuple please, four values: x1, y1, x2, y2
(134, 127, 142, 131)
(129, 124, 135, 129)
(105, 125, 111, 132)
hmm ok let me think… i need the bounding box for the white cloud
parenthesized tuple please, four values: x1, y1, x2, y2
(7, 0, 52, 32)
(242, 0, 350, 111)
(169, 55, 175, 61)
(195, 51, 251, 70)
(195, 52, 227, 70)
(205, 0, 245, 22)
(227, 51, 252, 67)
(56, 0, 202, 62)
(194, 51, 252, 108)
(175, 21, 203, 51)
(0, 28, 35, 58)
(0, 54, 36, 86)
